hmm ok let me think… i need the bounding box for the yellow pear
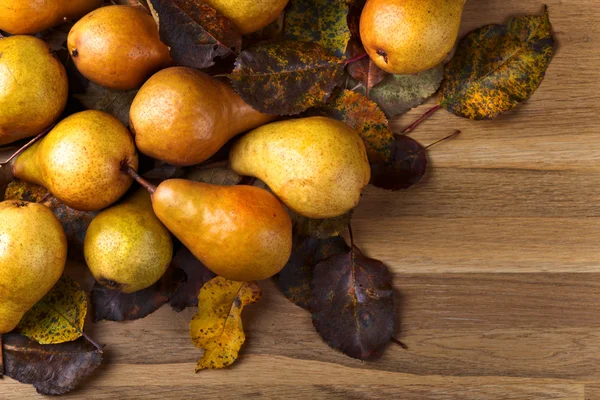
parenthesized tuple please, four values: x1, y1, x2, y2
(130, 67, 275, 166)
(149, 179, 292, 282)
(0, 0, 102, 34)
(84, 189, 173, 293)
(360, 0, 466, 74)
(0, 201, 67, 334)
(68, 5, 172, 90)
(0, 36, 68, 146)
(203, 0, 289, 34)
(230, 117, 371, 219)
(12, 110, 139, 211)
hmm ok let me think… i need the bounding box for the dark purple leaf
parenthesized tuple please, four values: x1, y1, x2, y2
(370, 135, 427, 191)
(169, 247, 216, 312)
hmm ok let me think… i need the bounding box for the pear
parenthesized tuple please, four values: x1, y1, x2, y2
(84, 189, 173, 293)
(137, 178, 292, 282)
(0, 0, 102, 34)
(0, 36, 68, 146)
(0, 201, 67, 334)
(203, 0, 289, 34)
(130, 67, 275, 166)
(68, 5, 172, 90)
(230, 117, 371, 219)
(12, 110, 139, 212)
(360, 0, 466, 74)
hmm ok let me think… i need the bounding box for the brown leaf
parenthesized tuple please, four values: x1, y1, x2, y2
(112, 0, 150, 11)
(370, 135, 427, 191)
(311, 245, 395, 360)
(290, 210, 353, 239)
(92, 267, 184, 322)
(2, 333, 102, 395)
(169, 248, 216, 312)
(346, 40, 388, 94)
(149, 0, 242, 69)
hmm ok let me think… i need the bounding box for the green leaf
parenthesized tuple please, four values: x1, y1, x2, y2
(17, 276, 87, 345)
(354, 64, 444, 119)
(284, 0, 351, 58)
(230, 41, 346, 115)
(439, 8, 555, 120)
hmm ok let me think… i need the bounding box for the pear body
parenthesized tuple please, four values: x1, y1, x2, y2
(152, 180, 292, 281)
(13, 110, 139, 211)
(0, 0, 102, 34)
(84, 189, 173, 293)
(360, 0, 466, 74)
(0, 201, 67, 334)
(0, 36, 68, 146)
(230, 117, 371, 219)
(130, 67, 275, 166)
(67, 5, 172, 90)
(203, 0, 289, 34)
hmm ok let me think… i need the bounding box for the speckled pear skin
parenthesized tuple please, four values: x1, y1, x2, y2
(13, 110, 139, 212)
(0, 36, 68, 146)
(0, 201, 67, 334)
(130, 67, 275, 166)
(152, 180, 292, 282)
(0, 0, 102, 35)
(203, 0, 289, 34)
(360, 0, 466, 75)
(230, 117, 371, 219)
(67, 5, 172, 90)
(84, 189, 173, 294)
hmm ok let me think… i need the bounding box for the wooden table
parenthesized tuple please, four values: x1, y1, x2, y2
(2, 0, 600, 398)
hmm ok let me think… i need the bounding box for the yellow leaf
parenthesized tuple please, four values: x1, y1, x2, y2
(17, 275, 87, 345)
(190, 276, 261, 372)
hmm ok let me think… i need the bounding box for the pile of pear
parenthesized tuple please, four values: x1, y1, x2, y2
(0, 0, 464, 333)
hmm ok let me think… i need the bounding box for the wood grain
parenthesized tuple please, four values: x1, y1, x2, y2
(2, 0, 600, 398)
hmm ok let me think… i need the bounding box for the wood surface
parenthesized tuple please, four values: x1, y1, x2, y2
(2, 0, 600, 398)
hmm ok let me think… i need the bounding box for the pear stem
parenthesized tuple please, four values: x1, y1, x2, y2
(402, 104, 442, 134)
(121, 162, 157, 194)
(2, 124, 54, 165)
(345, 53, 368, 65)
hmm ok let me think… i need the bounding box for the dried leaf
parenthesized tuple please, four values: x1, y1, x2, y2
(284, 0, 351, 57)
(370, 135, 427, 191)
(290, 210, 353, 239)
(354, 64, 444, 119)
(346, 40, 388, 93)
(185, 166, 242, 186)
(244, 12, 285, 47)
(190, 277, 261, 371)
(149, 0, 242, 69)
(17, 276, 87, 345)
(275, 235, 349, 309)
(170, 248, 216, 312)
(143, 163, 187, 181)
(440, 8, 555, 120)
(2, 333, 102, 395)
(112, 0, 150, 11)
(316, 89, 394, 163)
(230, 41, 346, 115)
(74, 82, 138, 126)
(92, 267, 184, 322)
(311, 246, 395, 359)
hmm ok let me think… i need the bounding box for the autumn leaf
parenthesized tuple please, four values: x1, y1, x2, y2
(112, 0, 150, 11)
(143, 163, 187, 181)
(185, 165, 242, 186)
(354, 64, 444, 119)
(2, 333, 102, 395)
(17, 276, 87, 345)
(244, 12, 285, 47)
(315, 89, 394, 163)
(311, 245, 395, 359)
(190, 277, 261, 372)
(74, 82, 138, 126)
(92, 267, 185, 322)
(440, 8, 555, 120)
(170, 248, 216, 312)
(346, 40, 388, 95)
(230, 41, 346, 115)
(149, 0, 242, 69)
(290, 210, 353, 239)
(275, 235, 349, 310)
(284, 0, 351, 58)
(369, 135, 427, 191)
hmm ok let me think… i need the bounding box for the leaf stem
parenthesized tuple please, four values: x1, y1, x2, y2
(2, 125, 54, 165)
(348, 223, 355, 247)
(402, 105, 442, 134)
(425, 130, 462, 150)
(82, 332, 103, 352)
(121, 161, 157, 194)
(392, 337, 408, 350)
(345, 53, 368, 65)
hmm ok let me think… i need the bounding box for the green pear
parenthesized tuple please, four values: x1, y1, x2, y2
(12, 110, 139, 211)
(84, 189, 173, 293)
(0, 201, 67, 334)
(149, 179, 292, 282)
(360, 0, 466, 74)
(230, 117, 371, 219)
